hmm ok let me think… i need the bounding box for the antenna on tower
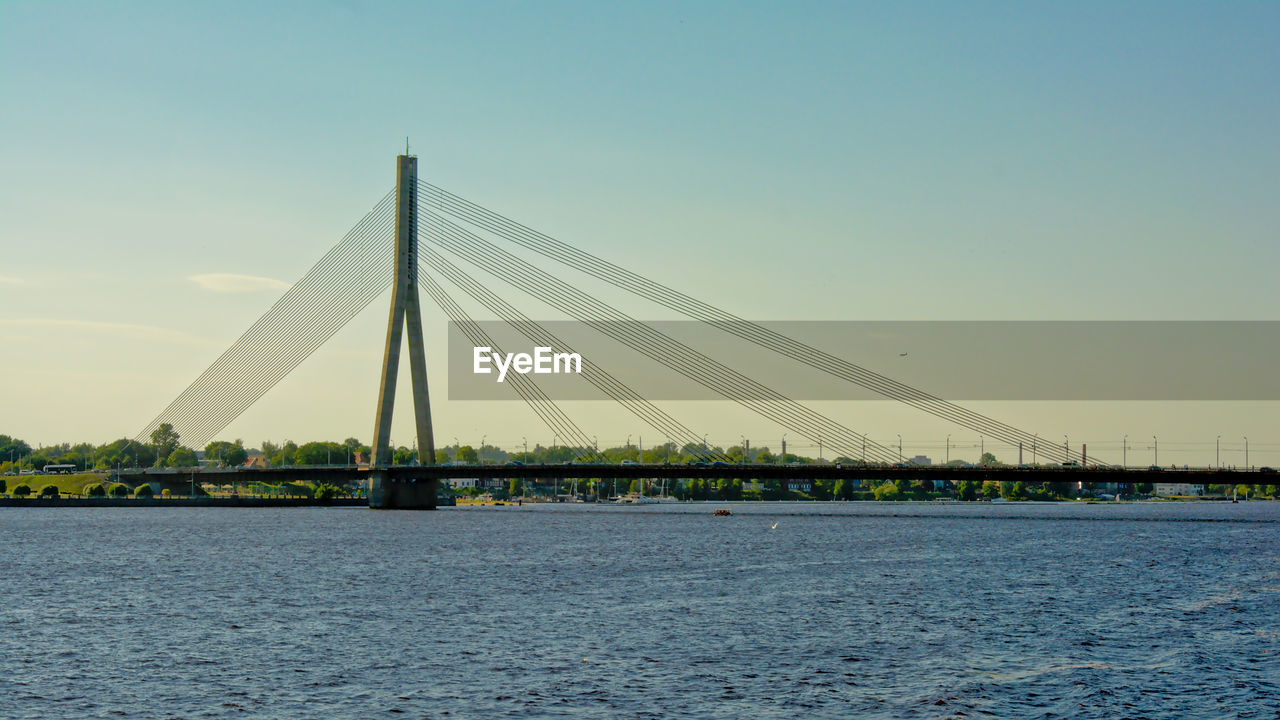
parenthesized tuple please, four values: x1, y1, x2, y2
(405, 137, 410, 156)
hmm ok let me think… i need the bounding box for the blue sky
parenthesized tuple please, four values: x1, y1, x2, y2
(2, 1, 1277, 464)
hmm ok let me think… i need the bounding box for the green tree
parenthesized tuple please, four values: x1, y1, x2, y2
(956, 480, 978, 501)
(509, 478, 524, 496)
(150, 423, 181, 464)
(981, 480, 1000, 499)
(167, 447, 198, 468)
(979, 452, 998, 466)
(314, 483, 342, 501)
(261, 441, 280, 461)
(839, 477, 856, 500)
(873, 482, 900, 501)
(811, 479, 833, 501)
(273, 440, 298, 467)
(295, 441, 345, 465)
(0, 434, 32, 463)
(205, 440, 248, 467)
(456, 445, 479, 464)
(341, 437, 365, 459)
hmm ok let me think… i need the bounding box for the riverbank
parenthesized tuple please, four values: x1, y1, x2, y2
(0, 496, 367, 508)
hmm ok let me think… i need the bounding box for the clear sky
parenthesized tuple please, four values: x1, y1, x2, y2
(2, 1, 1277, 465)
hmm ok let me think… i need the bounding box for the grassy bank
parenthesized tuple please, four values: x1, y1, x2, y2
(1, 472, 113, 496)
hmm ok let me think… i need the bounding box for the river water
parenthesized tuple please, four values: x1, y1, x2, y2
(2, 502, 1277, 719)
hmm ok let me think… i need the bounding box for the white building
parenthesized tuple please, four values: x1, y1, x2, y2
(1154, 483, 1205, 497)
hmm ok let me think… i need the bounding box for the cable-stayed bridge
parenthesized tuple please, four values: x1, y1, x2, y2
(132, 154, 1178, 508)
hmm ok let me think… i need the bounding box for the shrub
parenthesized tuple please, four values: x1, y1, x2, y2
(108, 483, 130, 497)
(39, 485, 60, 497)
(872, 482, 900, 501)
(12, 484, 31, 497)
(0, 478, 6, 494)
(282, 482, 313, 497)
(314, 483, 342, 501)
(161, 488, 171, 496)
(134, 484, 153, 497)
(85, 484, 106, 497)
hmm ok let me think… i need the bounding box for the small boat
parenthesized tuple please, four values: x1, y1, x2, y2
(712, 508, 732, 516)
(615, 493, 659, 505)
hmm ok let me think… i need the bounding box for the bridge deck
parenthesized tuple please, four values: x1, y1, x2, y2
(112, 463, 1268, 486)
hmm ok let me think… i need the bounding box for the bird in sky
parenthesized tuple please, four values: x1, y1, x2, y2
(770, 521, 779, 530)
(899, 352, 908, 357)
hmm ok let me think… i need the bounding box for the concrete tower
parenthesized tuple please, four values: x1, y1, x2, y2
(368, 154, 437, 509)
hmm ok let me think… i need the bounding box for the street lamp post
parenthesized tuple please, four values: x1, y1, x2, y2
(896, 434, 902, 462)
(1216, 435, 1220, 469)
(1123, 434, 1128, 468)
(946, 434, 950, 464)
(1033, 434, 1038, 465)
(1244, 436, 1249, 470)
(1153, 436, 1158, 466)
(1063, 435, 1069, 464)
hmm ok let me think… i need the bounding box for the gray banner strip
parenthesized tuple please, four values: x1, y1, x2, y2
(447, 321, 1279, 401)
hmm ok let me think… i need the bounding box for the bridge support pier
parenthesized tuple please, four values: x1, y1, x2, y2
(368, 471, 438, 510)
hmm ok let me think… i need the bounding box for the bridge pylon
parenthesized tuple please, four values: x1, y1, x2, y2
(368, 153, 437, 509)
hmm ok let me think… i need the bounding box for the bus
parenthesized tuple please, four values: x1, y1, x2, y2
(42, 464, 77, 474)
